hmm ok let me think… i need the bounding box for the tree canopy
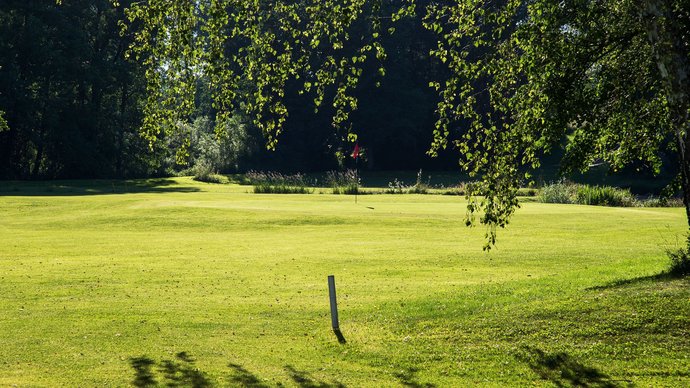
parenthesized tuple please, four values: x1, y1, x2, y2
(2, 0, 688, 248)
(123, 0, 415, 159)
(121, 0, 690, 248)
(0, 1, 447, 179)
(424, 0, 690, 246)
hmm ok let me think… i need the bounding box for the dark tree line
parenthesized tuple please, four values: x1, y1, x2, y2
(0, 1, 153, 179)
(253, 3, 455, 173)
(0, 1, 456, 180)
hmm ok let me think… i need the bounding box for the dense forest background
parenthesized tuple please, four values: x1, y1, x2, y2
(0, 1, 677, 193)
(0, 1, 460, 180)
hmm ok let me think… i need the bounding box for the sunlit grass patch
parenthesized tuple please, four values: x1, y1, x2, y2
(0, 177, 687, 386)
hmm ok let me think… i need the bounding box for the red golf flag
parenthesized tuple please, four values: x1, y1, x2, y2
(351, 143, 360, 159)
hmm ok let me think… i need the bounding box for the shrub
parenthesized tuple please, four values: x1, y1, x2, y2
(667, 244, 690, 277)
(540, 181, 637, 207)
(384, 170, 431, 194)
(191, 161, 227, 184)
(540, 181, 578, 204)
(326, 170, 359, 195)
(171, 116, 260, 175)
(246, 171, 311, 194)
(640, 196, 684, 207)
(408, 186, 428, 194)
(253, 185, 310, 194)
(441, 188, 464, 196)
(409, 169, 430, 194)
(517, 187, 538, 197)
(204, 174, 228, 184)
(385, 178, 406, 194)
(441, 181, 475, 196)
(576, 185, 637, 207)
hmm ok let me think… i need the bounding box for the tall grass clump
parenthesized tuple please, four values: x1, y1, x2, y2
(640, 196, 684, 207)
(517, 187, 538, 197)
(576, 185, 637, 207)
(383, 170, 431, 194)
(667, 248, 690, 277)
(540, 180, 637, 207)
(245, 171, 311, 194)
(408, 169, 430, 194)
(540, 180, 578, 204)
(667, 236, 690, 277)
(326, 170, 359, 194)
(441, 181, 476, 196)
(385, 178, 406, 194)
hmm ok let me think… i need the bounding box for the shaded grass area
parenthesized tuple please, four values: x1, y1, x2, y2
(0, 178, 201, 196)
(130, 354, 350, 388)
(517, 347, 632, 388)
(0, 177, 688, 386)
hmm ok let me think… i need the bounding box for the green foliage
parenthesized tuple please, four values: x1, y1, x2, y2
(246, 170, 311, 194)
(667, 246, 690, 277)
(576, 185, 638, 207)
(666, 234, 690, 277)
(408, 169, 430, 194)
(326, 170, 359, 195)
(385, 178, 406, 194)
(170, 115, 258, 175)
(123, 0, 416, 154)
(1, 2, 448, 177)
(0, 1, 151, 179)
(382, 170, 431, 194)
(190, 160, 228, 184)
(407, 185, 428, 194)
(517, 188, 538, 197)
(541, 181, 638, 207)
(439, 181, 475, 196)
(104, 0, 690, 248)
(423, 0, 690, 248)
(640, 196, 685, 208)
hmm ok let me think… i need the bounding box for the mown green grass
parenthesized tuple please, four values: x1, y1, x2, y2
(1, 177, 688, 387)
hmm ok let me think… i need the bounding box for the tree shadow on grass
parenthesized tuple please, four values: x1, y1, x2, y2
(0, 178, 201, 196)
(284, 365, 346, 388)
(585, 272, 685, 291)
(393, 367, 436, 388)
(131, 355, 347, 387)
(227, 363, 272, 388)
(130, 352, 211, 387)
(517, 347, 633, 387)
(130, 356, 157, 387)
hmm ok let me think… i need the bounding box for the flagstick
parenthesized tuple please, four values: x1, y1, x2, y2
(355, 156, 358, 204)
(351, 142, 360, 204)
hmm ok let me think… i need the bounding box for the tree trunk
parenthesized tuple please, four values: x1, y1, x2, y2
(116, 82, 130, 178)
(31, 142, 44, 179)
(1, 115, 17, 178)
(643, 0, 690, 232)
(678, 124, 690, 228)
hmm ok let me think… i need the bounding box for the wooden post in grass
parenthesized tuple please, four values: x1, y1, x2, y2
(352, 156, 359, 204)
(328, 275, 346, 343)
(328, 275, 340, 329)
